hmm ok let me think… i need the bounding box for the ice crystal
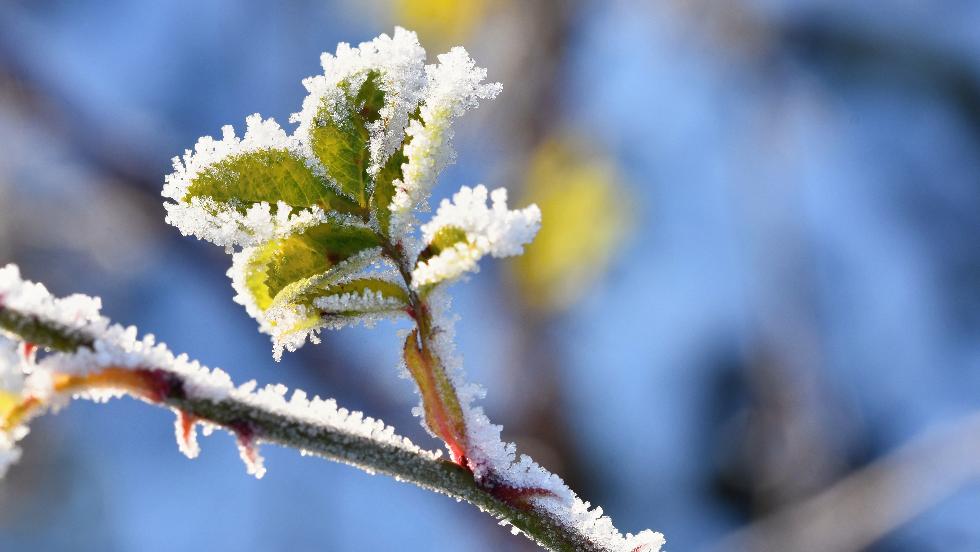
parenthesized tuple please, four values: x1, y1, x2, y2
(0, 338, 25, 479)
(413, 185, 541, 287)
(313, 288, 404, 314)
(174, 410, 201, 459)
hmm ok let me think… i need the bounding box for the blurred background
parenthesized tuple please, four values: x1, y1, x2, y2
(1, 1, 980, 550)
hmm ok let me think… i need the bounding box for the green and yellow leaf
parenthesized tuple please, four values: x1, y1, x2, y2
(242, 221, 383, 312)
(416, 225, 469, 266)
(184, 148, 359, 216)
(371, 146, 405, 237)
(310, 71, 385, 207)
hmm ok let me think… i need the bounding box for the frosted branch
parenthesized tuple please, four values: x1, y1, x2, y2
(0, 265, 657, 551)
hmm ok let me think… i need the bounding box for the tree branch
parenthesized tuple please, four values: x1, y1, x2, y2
(0, 303, 615, 552)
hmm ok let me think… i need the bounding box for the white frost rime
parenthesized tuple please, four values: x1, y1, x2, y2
(413, 185, 541, 287)
(163, 27, 500, 250)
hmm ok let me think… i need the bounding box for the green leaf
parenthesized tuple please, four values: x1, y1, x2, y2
(273, 278, 408, 348)
(371, 106, 418, 237)
(310, 71, 385, 208)
(243, 221, 382, 312)
(316, 278, 409, 314)
(184, 148, 359, 216)
(371, 146, 404, 237)
(417, 225, 469, 266)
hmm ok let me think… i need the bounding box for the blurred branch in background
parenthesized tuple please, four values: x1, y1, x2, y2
(663, 1, 980, 550)
(716, 412, 980, 552)
(781, 20, 980, 137)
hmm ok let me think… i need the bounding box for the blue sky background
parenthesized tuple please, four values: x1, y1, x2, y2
(1, 1, 980, 550)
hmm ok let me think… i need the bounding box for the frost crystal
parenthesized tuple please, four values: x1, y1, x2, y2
(389, 49, 502, 239)
(413, 185, 541, 287)
(165, 28, 500, 359)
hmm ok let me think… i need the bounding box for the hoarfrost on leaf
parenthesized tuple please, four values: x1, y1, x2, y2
(388, 48, 502, 239)
(291, 27, 427, 177)
(163, 114, 340, 249)
(0, 338, 25, 396)
(413, 185, 541, 287)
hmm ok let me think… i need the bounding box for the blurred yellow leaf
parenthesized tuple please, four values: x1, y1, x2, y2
(0, 390, 20, 420)
(513, 135, 632, 314)
(392, 0, 489, 47)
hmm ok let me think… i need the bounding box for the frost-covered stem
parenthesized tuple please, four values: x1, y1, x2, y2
(0, 305, 95, 352)
(167, 396, 604, 552)
(0, 302, 611, 552)
(384, 240, 469, 464)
